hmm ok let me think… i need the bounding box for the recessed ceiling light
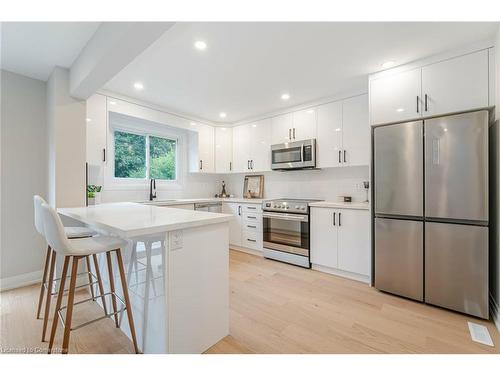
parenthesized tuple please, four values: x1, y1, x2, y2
(190, 122, 197, 126)
(396, 108, 405, 112)
(194, 40, 207, 50)
(86, 118, 92, 122)
(306, 109, 314, 114)
(382, 60, 395, 69)
(109, 100, 117, 105)
(252, 124, 257, 128)
(219, 112, 227, 119)
(281, 93, 290, 101)
(133, 82, 144, 90)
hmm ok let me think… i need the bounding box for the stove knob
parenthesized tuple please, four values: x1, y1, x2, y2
(301, 207, 306, 210)
(295, 206, 300, 209)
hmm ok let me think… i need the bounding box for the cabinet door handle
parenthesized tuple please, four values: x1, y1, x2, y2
(339, 212, 342, 226)
(293, 128, 296, 139)
(338, 150, 341, 163)
(288, 128, 291, 140)
(229, 162, 232, 171)
(247, 160, 250, 170)
(343, 150, 346, 163)
(238, 206, 241, 215)
(333, 212, 336, 226)
(416, 96, 419, 113)
(102, 148, 106, 162)
(424, 94, 428, 112)
(251, 160, 254, 170)
(199, 160, 203, 170)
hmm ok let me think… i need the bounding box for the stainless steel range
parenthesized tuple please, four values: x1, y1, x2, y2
(262, 198, 323, 268)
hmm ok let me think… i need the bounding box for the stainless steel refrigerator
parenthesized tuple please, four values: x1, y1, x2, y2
(373, 110, 489, 319)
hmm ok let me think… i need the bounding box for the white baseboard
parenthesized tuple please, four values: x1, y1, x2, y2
(312, 264, 370, 284)
(489, 294, 500, 333)
(0, 270, 42, 292)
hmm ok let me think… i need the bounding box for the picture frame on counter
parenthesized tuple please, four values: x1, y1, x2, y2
(243, 175, 264, 199)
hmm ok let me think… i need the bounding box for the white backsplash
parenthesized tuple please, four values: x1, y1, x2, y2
(221, 166, 369, 202)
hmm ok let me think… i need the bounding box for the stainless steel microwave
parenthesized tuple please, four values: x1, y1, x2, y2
(271, 139, 316, 170)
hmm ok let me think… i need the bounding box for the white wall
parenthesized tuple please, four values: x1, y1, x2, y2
(0, 70, 47, 286)
(222, 166, 369, 202)
(46, 67, 86, 209)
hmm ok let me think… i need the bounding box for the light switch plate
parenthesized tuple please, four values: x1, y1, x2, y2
(169, 230, 183, 251)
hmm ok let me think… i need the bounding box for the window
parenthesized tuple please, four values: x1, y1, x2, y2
(114, 130, 177, 180)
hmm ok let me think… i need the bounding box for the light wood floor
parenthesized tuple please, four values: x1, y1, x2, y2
(1, 249, 499, 354)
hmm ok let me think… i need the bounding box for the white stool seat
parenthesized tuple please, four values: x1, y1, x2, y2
(68, 235, 128, 256)
(65, 227, 96, 239)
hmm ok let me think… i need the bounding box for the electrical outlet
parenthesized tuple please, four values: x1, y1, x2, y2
(169, 230, 183, 251)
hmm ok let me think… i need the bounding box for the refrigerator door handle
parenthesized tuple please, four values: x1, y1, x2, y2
(432, 137, 440, 165)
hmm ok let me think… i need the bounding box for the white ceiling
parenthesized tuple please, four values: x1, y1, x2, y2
(105, 22, 498, 124)
(1, 22, 100, 81)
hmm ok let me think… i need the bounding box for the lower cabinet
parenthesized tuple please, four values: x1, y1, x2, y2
(310, 207, 370, 281)
(222, 202, 263, 251)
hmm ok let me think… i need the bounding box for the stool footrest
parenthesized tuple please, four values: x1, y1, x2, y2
(57, 291, 127, 332)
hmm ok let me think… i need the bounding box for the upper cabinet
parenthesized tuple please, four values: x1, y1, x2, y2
(369, 67, 421, 126)
(292, 108, 317, 141)
(215, 127, 233, 173)
(232, 119, 272, 173)
(86, 94, 107, 166)
(317, 94, 369, 168)
(369, 48, 491, 126)
(271, 113, 294, 144)
(421, 50, 489, 117)
(189, 123, 215, 173)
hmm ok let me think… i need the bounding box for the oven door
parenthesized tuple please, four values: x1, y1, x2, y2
(271, 139, 316, 170)
(262, 212, 309, 256)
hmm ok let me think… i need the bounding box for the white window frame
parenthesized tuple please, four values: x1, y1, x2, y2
(104, 113, 186, 192)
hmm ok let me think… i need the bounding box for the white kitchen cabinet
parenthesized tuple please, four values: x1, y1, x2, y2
(86, 94, 107, 166)
(189, 123, 215, 173)
(232, 120, 272, 173)
(317, 94, 369, 168)
(310, 207, 339, 268)
(292, 108, 317, 141)
(316, 100, 343, 168)
(421, 49, 489, 117)
(342, 94, 369, 166)
(369, 67, 422, 126)
(337, 209, 370, 276)
(311, 207, 370, 280)
(271, 112, 294, 144)
(222, 202, 242, 247)
(215, 127, 233, 173)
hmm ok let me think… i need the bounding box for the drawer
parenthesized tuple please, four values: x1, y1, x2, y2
(242, 220, 262, 232)
(241, 204, 262, 213)
(243, 211, 261, 223)
(242, 231, 263, 250)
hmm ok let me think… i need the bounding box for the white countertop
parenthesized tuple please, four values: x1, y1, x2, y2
(58, 202, 233, 238)
(308, 201, 370, 210)
(140, 197, 264, 206)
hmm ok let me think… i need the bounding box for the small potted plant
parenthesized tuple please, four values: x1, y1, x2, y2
(87, 185, 102, 205)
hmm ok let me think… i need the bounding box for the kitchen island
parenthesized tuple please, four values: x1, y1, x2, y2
(58, 202, 232, 354)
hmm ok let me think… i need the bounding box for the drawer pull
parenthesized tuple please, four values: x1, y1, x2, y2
(247, 238, 257, 242)
(247, 225, 257, 229)
(246, 206, 257, 210)
(247, 215, 257, 219)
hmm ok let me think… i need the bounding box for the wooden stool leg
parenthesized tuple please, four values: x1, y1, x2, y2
(106, 251, 120, 328)
(36, 245, 52, 319)
(92, 254, 108, 315)
(85, 256, 96, 300)
(48, 256, 70, 354)
(41, 250, 56, 342)
(61, 256, 79, 354)
(116, 248, 140, 354)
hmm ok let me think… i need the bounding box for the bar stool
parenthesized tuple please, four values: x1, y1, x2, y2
(40, 202, 139, 354)
(33, 196, 97, 342)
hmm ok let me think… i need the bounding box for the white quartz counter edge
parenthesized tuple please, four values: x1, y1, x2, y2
(58, 202, 233, 238)
(140, 197, 264, 206)
(308, 202, 370, 210)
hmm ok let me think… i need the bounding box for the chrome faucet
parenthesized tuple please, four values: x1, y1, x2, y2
(149, 178, 157, 201)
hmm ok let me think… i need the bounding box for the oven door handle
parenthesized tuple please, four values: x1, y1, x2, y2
(262, 212, 309, 222)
